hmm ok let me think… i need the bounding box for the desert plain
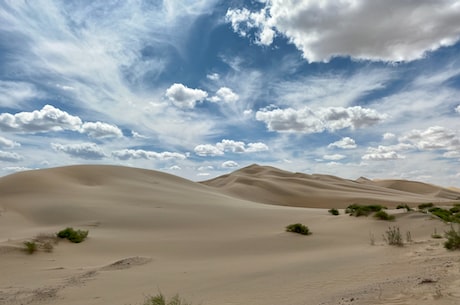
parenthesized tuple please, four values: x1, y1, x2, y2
(1, 164, 460, 305)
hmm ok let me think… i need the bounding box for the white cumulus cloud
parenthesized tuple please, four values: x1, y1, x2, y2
(52, 143, 107, 160)
(456, 105, 460, 113)
(194, 139, 269, 156)
(222, 160, 239, 168)
(256, 106, 385, 133)
(227, 0, 460, 62)
(165, 83, 208, 109)
(328, 137, 357, 149)
(210, 87, 239, 103)
(112, 149, 187, 161)
(81, 122, 123, 138)
(0, 105, 82, 133)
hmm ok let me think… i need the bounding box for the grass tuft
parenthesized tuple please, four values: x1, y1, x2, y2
(383, 226, 403, 246)
(142, 293, 192, 305)
(23, 241, 37, 254)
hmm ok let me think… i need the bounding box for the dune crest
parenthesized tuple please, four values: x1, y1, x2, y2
(201, 164, 460, 208)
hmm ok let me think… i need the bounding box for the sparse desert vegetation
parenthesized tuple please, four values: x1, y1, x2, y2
(383, 226, 404, 246)
(374, 210, 395, 221)
(57, 227, 89, 243)
(328, 208, 339, 215)
(345, 204, 386, 217)
(444, 225, 460, 250)
(285, 223, 312, 235)
(396, 204, 413, 212)
(23, 241, 37, 254)
(140, 293, 192, 305)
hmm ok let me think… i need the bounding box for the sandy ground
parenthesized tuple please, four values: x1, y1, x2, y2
(1, 165, 460, 305)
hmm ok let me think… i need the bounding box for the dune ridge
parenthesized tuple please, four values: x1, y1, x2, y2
(201, 164, 460, 208)
(1, 164, 460, 305)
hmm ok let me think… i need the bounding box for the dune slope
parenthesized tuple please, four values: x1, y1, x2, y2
(1, 165, 460, 305)
(201, 164, 460, 208)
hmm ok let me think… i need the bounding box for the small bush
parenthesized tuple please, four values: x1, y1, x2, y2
(449, 206, 460, 214)
(428, 207, 452, 222)
(418, 203, 434, 210)
(374, 210, 395, 221)
(328, 208, 339, 216)
(57, 227, 89, 243)
(24, 241, 37, 254)
(345, 204, 386, 217)
(286, 223, 312, 235)
(444, 225, 460, 250)
(142, 293, 192, 305)
(383, 226, 403, 246)
(396, 204, 413, 212)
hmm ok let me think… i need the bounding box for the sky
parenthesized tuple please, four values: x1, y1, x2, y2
(0, 0, 460, 187)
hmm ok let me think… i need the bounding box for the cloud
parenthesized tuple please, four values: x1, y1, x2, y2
(227, 0, 460, 62)
(383, 133, 396, 141)
(0, 105, 82, 133)
(52, 143, 107, 160)
(328, 137, 357, 149)
(80, 122, 123, 138)
(194, 139, 269, 156)
(169, 165, 181, 170)
(222, 160, 239, 168)
(165, 83, 208, 109)
(207, 73, 220, 81)
(456, 105, 460, 114)
(0, 151, 23, 162)
(361, 144, 411, 161)
(0, 105, 123, 140)
(256, 106, 386, 133)
(0, 136, 20, 149)
(361, 148, 405, 161)
(209, 87, 239, 103)
(112, 149, 187, 161)
(323, 154, 346, 161)
(0, 81, 42, 108)
(401, 126, 459, 151)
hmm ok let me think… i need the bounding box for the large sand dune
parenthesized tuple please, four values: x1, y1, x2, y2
(201, 164, 460, 208)
(1, 165, 460, 305)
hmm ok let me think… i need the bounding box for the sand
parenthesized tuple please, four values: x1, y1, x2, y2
(1, 164, 460, 305)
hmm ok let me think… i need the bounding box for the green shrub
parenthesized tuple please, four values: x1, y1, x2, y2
(23, 241, 37, 254)
(444, 225, 460, 250)
(418, 203, 434, 210)
(285, 223, 312, 235)
(428, 207, 452, 222)
(57, 227, 89, 243)
(142, 293, 192, 305)
(396, 204, 413, 212)
(374, 210, 395, 221)
(383, 226, 403, 246)
(345, 204, 386, 217)
(328, 208, 339, 216)
(449, 206, 460, 214)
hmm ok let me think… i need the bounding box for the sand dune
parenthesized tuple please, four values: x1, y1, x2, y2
(201, 164, 460, 208)
(1, 165, 460, 305)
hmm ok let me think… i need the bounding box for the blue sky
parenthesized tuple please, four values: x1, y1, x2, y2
(1, 0, 460, 186)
